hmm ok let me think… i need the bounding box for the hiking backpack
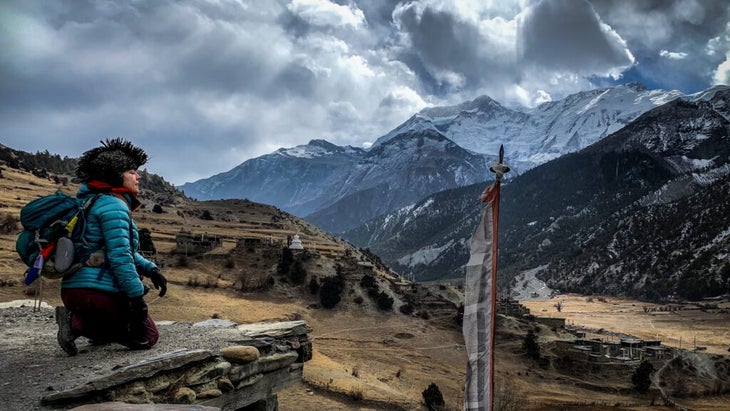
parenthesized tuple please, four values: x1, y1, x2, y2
(16, 191, 100, 285)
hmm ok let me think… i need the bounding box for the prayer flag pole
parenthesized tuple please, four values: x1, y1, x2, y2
(463, 145, 509, 411)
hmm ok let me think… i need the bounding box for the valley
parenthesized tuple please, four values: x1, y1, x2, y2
(1, 165, 729, 410)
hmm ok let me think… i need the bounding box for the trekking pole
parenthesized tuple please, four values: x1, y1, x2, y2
(33, 276, 43, 312)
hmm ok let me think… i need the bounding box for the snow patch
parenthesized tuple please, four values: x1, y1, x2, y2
(397, 240, 455, 267)
(511, 265, 554, 300)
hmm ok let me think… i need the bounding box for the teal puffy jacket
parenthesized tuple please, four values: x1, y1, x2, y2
(61, 184, 157, 298)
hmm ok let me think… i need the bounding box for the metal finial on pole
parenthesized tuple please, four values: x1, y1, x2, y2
(489, 144, 510, 181)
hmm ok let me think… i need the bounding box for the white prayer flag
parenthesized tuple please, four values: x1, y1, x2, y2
(463, 177, 502, 411)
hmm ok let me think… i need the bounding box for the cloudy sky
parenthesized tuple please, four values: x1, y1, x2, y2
(2, 0, 729, 185)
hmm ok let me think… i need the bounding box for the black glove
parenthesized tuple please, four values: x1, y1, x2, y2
(147, 268, 167, 297)
(129, 296, 148, 323)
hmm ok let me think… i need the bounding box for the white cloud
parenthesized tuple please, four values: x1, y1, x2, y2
(534, 89, 552, 105)
(708, 21, 730, 85)
(590, 1, 674, 49)
(287, 0, 365, 28)
(714, 57, 730, 85)
(660, 50, 688, 60)
(375, 85, 428, 127)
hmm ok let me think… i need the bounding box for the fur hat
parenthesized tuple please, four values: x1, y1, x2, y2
(76, 138, 148, 186)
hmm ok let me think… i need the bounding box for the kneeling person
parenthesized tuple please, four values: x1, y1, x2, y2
(56, 138, 167, 356)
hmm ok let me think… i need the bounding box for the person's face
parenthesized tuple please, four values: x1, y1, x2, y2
(122, 169, 141, 194)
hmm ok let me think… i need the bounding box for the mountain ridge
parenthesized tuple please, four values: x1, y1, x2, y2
(347, 89, 730, 301)
(179, 83, 722, 238)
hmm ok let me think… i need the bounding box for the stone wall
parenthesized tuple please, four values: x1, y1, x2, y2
(42, 321, 311, 411)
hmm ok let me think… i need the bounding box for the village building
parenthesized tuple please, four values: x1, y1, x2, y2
(513, 302, 672, 365)
(498, 300, 531, 317)
(174, 230, 222, 255)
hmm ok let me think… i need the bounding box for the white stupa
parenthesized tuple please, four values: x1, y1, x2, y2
(289, 234, 304, 250)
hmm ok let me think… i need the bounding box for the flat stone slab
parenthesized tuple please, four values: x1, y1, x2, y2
(69, 403, 220, 410)
(193, 319, 237, 328)
(42, 349, 216, 404)
(235, 320, 311, 338)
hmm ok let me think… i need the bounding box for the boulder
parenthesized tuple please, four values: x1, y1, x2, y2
(219, 346, 260, 364)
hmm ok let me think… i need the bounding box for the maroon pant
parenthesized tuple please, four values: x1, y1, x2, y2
(61, 288, 159, 349)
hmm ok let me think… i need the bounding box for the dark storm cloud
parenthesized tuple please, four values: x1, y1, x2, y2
(517, 0, 634, 75)
(397, 7, 481, 71)
(392, 2, 517, 94)
(591, 0, 730, 89)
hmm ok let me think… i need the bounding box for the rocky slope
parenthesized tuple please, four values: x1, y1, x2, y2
(347, 90, 730, 301)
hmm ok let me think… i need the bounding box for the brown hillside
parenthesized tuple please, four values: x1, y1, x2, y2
(1, 164, 729, 411)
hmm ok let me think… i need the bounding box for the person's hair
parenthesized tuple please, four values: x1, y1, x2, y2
(76, 138, 148, 186)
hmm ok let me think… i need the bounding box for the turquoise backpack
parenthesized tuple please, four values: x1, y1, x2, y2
(16, 191, 99, 284)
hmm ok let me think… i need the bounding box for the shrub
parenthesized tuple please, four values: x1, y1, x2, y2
(632, 360, 654, 393)
(237, 269, 273, 291)
(367, 287, 380, 299)
(522, 329, 540, 360)
(422, 382, 445, 411)
(320, 275, 345, 309)
(454, 304, 464, 327)
(0, 278, 17, 287)
(277, 247, 293, 277)
(0, 212, 18, 234)
(308, 276, 320, 295)
(348, 388, 363, 401)
(138, 228, 156, 255)
(176, 254, 189, 267)
(152, 204, 164, 213)
(360, 274, 377, 289)
(399, 303, 415, 315)
(376, 291, 394, 311)
(289, 259, 307, 285)
(204, 277, 218, 289)
(200, 210, 213, 220)
(224, 256, 235, 269)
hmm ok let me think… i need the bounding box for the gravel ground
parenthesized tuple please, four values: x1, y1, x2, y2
(0, 302, 272, 411)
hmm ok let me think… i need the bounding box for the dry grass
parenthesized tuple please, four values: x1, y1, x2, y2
(522, 295, 730, 355)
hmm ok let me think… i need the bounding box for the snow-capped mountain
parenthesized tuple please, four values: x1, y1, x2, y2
(346, 89, 730, 300)
(372, 83, 685, 167)
(181, 133, 495, 233)
(304, 130, 497, 233)
(180, 140, 365, 216)
(180, 83, 712, 236)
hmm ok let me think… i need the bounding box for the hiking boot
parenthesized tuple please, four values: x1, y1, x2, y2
(55, 306, 78, 356)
